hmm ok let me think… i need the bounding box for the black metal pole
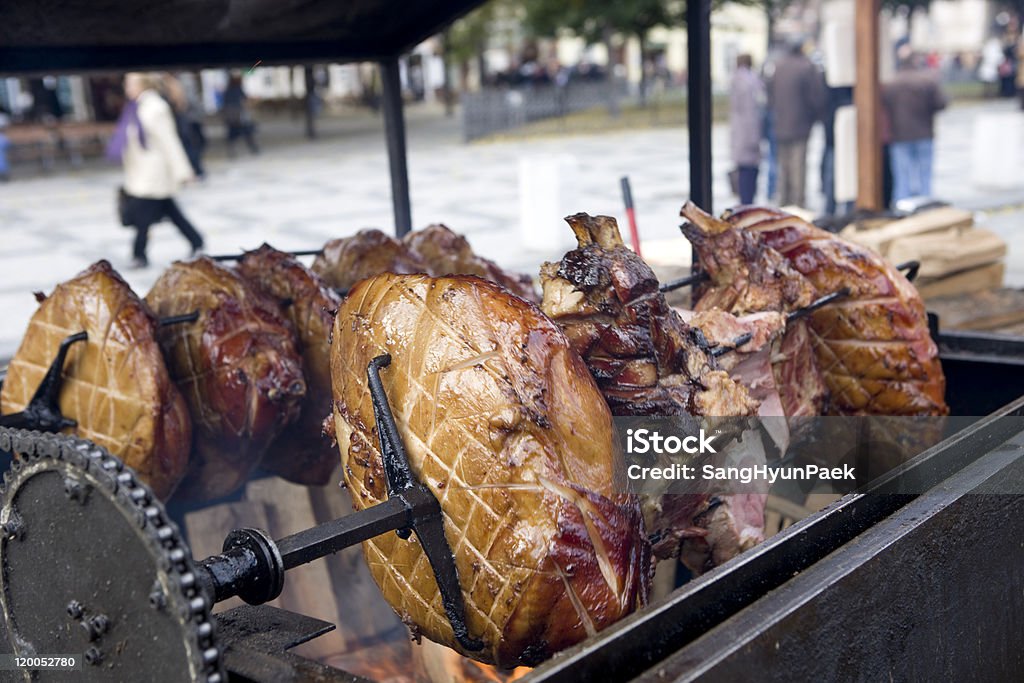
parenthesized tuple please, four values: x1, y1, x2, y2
(380, 57, 413, 237)
(303, 65, 317, 140)
(687, 0, 713, 214)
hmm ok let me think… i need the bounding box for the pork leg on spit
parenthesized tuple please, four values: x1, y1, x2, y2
(682, 202, 947, 417)
(146, 257, 307, 500)
(331, 273, 650, 667)
(237, 244, 341, 486)
(312, 228, 433, 292)
(539, 213, 769, 574)
(1, 261, 191, 500)
(403, 224, 539, 302)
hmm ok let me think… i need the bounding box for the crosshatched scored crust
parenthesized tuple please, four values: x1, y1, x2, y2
(331, 273, 649, 667)
(0, 261, 191, 499)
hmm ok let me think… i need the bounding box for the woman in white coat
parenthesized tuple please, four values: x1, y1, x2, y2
(109, 72, 204, 268)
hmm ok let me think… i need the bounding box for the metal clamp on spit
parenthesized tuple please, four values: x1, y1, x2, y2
(193, 354, 484, 652)
(0, 331, 87, 431)
(0, 312, 199, 432)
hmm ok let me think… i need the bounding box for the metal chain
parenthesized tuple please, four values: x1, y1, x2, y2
(0, 426, 224, 683)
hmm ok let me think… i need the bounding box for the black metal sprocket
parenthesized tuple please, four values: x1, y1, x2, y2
(0, 426, 223, 682)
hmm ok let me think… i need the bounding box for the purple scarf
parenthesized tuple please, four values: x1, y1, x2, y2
(106, 99, 146, 161)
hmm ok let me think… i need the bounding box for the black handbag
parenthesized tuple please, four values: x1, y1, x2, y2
(117, 186, 132, 227)
(728, 169, 740, 197)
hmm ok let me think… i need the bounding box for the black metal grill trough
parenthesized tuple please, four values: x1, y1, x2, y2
(1, 318, 1022, 681)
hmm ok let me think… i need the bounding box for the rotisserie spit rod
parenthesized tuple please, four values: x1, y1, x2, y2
(659, 260, 919, 294)
(193, 354, 484, 652)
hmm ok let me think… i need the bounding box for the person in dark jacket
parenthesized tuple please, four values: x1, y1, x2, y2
(220, 73, 259, 157)
(767, 41, 826, 208)
(882, 53, 948, 205)
(729, 54, 765, 205)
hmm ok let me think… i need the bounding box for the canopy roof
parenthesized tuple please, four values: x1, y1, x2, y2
(0, 0, 483, 73)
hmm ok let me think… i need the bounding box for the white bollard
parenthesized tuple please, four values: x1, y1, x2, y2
(518, 154, 580, 252)
(972, 112, 1024, 190)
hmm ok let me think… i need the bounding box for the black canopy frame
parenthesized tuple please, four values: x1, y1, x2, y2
(0, 0, 717, 238)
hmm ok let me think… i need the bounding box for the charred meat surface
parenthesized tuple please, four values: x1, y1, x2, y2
(332, 273, 649, 667)
(681, 205, 815, 316)
(683, 202, 947, 416)
(1, 261, 191, 499)
(237, 244, 341, 485)
(146, 257, 306, 500)
(540, 212, 758, 418)
(403, 224, 539, 302)
(312, 228, 431, 291)
(678, 308, 789, 423)
(540, 213, 761, 573)
(681, 202, 828, 419)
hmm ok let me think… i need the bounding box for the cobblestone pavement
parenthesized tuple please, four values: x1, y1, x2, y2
(2, 100, 1023, 358)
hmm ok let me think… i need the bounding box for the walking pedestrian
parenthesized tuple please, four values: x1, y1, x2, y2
(821, 85, 853, 216)
(107, 72, 204, 269)
(882, 52, 948, 206)
(161, 73, 207, 179)
(767, 40, 826, 208)
(728, 54, 765, 205)
(220, 73, 259, 157)
(1016, 34, 1024, 110)
(0, 114, 10, 182)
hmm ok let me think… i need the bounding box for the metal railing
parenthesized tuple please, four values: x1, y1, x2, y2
(461, 80, 630, 141)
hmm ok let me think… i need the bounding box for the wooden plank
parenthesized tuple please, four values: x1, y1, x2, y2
(887, 227, 1006, 278)
(244, 477, 345, 661)
(305, 470, 405, 646)
(951, 307, 1024, 332)
(855, 0, 883, 211)
(840, 205, 974, 255)
(186, 500, 274, 615)
(917, 261, 1005, 299)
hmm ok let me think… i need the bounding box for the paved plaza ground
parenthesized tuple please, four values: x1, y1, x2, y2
(2, 99, 1024, 358)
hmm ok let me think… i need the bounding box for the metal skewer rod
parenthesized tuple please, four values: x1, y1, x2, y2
(659, 270, 710, 293)
(209, 248, 324, 262)
(895, 259, 920, 282)
(194, 354, 483, 652)
(158, 311, 200, 327)
(709, 288, 852, 359)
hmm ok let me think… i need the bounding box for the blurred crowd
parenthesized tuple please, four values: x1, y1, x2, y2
(728, 38, 950, 216)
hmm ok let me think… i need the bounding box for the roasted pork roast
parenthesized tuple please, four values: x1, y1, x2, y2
(540, 213, 766, 573)
(237, 244, 341, 485)
(682, 202, 947, 416)
(312, 228, 431, 291)
(1, 261, 191, 499)
(331, 272, 650, 667)
(540, 213, 758, 418)
(403, 224, 539, 301)
(146, 257, 307, 500)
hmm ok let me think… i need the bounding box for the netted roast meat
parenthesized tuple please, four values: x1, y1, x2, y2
(403, 224, 539, 301)
(146, 257, 307, 500)
(540, 213, 757, 418)
(237, 244, 341, 485)
(682, 202, 947, 417)
(332, 273, 649, 667)
(311, 228, 431, 291)
(1, 261, 191, 499)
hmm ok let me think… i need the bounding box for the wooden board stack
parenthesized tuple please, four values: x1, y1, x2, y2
(840, 206, 1007, 299)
